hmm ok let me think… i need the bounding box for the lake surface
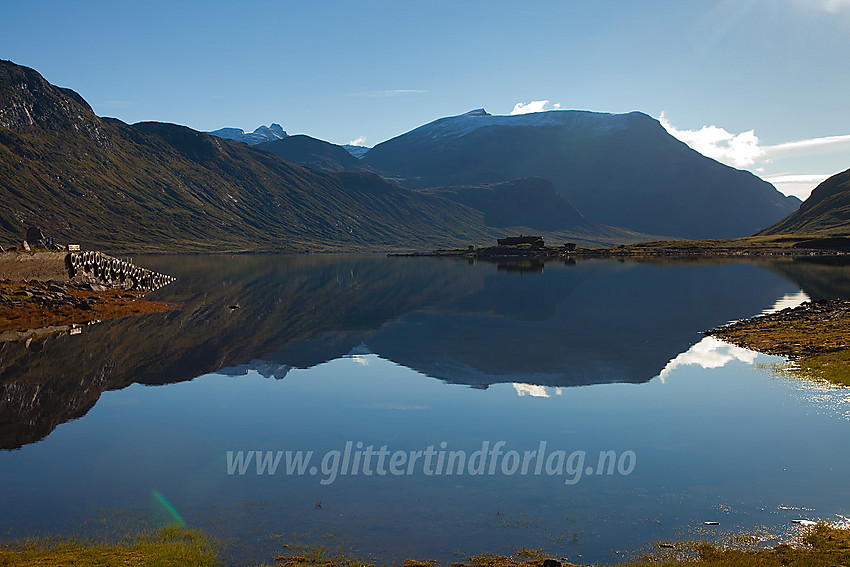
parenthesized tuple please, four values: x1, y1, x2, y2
(2, 254, 850, 565)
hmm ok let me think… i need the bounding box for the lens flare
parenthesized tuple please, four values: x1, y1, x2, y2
(151, 491, 186, 527)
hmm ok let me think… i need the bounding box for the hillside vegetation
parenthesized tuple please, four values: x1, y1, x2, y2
(758, 168, 850, 238)
(0, 61, 499, 253)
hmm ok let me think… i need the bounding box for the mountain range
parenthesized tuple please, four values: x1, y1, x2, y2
(257, 134, 367, 172)
(362, 108, 801, 239)
(206, 122, 287, 144)
(0, 59, 829, 252)
(1, 60, 558, 252)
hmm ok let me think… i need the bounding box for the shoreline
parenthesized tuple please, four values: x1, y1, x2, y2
(0, 278, 178, 338)
(0, 250, 178, 338)
(1, 522, 848, 567)
(706, 299, 850, 386)
(391, 240, 850, 261)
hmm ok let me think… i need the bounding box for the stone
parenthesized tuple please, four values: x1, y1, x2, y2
(26, 226, 44, 245)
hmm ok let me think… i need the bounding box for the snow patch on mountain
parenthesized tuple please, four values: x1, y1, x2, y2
(207, 123, 288, 145)
(409, 109, 643, 141)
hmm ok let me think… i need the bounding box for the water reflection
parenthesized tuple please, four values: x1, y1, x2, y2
(511, 383, 561, 398)
(0, 255, 843, 450)
(2, 255, 850, 564)
(659, 337, 759, 382)
(761, 290, 810, 315)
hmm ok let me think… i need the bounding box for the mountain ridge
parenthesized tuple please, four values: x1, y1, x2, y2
(363, 108, 801, 239)
(257, 134, 367, 172)
(0, 61, 510, 252)
(1, 60, 803, 250)
(206, 122, 287, 145)
(424, 177, 601, 233)
(757, 167, 850, 237)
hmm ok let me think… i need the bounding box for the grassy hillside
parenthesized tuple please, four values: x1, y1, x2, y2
(0, 60, 502, 253)
(256, 134, 367, 172)
(758, 168, 850, 237)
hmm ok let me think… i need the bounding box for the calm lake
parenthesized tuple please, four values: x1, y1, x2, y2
(2, 254, 850, 564)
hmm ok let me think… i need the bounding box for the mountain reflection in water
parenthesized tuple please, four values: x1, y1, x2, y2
(2, 254, 850, 450)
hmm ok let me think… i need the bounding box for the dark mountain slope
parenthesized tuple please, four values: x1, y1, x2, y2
(363, 109, 800, 239)
(0, 60, 495, 252)
(424, 177, 601, 233)
(757, 168, 850, 237)
(257, 134, 366, 172)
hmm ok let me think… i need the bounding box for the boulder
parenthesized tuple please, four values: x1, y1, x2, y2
(26, 226, 44, 245)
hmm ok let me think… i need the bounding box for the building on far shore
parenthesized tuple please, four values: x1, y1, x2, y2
(496, 235, 544, 248)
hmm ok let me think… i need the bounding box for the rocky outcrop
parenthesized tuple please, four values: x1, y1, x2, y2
(0, 58, 110, 148)
(68, 251, 175, 292)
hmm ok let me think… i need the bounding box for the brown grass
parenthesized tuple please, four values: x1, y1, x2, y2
(0, 280, 177, 334)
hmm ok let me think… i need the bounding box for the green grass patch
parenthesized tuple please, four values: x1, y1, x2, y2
(797, 350, 850, 386)
(0, 526, 219, 567)
(259, 525, 850, 567)
(706, 300, 850, 388)
(2, 523, 848, 567)
(622, 523, 850, 566)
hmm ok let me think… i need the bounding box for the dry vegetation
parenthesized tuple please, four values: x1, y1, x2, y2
(707, 299, 850, 386)
(5, 524, 848, 567)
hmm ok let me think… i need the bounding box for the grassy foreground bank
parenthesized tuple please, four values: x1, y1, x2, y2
(706, 299, 850, 387)
(1, 524, 848, 567)
(0, 526, 218, 566)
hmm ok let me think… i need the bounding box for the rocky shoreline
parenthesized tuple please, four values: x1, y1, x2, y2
(0, 278, 176, 339)
(0, 251, 177, 340)
(392, 241, 850, 261)
(706, 299, 850, 386)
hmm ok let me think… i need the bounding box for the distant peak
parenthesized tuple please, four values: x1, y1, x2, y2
(462, 108, 490, 117)
(208, 123, 287, 144)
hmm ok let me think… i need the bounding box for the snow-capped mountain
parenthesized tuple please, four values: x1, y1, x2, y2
(397, 107, 631, 141)
(363, 108, 801, 239)
(207, 123, 287, 144)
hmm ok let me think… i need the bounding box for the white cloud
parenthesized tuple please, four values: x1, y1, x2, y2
(348, 135, 367, 146)
(510, 100, 562, 115)
(762, 174, 831, 184)
(512, 383, 550, 397)
(761, 291, 809, 315)
(763, 134, 850, 153)
(659, 292, 808, 382)
(659, 113, 850, 200)
(660, 113, 850, 168)
(766, 177, 832, 200)
(659, 336, 758, 383)
(659, 112, 763, 167)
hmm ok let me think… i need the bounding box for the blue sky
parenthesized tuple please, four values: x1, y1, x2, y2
(2, 0, 849, 199)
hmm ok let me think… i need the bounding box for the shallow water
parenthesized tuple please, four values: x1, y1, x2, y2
(1, 255, 849, 564)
